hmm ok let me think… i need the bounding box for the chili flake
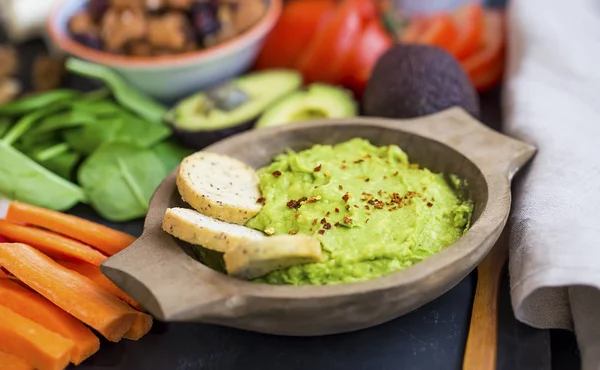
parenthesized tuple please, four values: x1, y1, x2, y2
(323, 223, 331, 230)
(272, 171, 282, 177)
(427, 202, 433, 207)
(339, 185, 344, 191)
(314, 164, 322, 172)
(288, 230, 297, 235)
(334, 222, 340, 227)
(318, 230, 325, 235)
(312, 218, 318, 225)
(343, 215, 353, 224)
(354, 159, 364, 164)
(335, 208, 340, 213)
(320, 218, 326, 224)
(365, 218, 370, 224)
(256, 197, 266, 204)
(326, 211, 331, 217)
(365, 178, 370, 182)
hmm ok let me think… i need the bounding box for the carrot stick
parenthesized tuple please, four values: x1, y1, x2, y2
(124, 312, 153, 341)
(0, 220, 107, 266)
(0, 350, 33, 370)
(0, 269, 10, 279)
(57, 260, 143, 310)
(0, 243, 137, 342)
(6, 202, 137, 256)
(0, 305, 74, 370)
(0, 279, 100, 365)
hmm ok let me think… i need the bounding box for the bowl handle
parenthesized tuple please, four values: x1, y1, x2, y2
(395, 107, 536, 179)
(101, 228, 230, 321)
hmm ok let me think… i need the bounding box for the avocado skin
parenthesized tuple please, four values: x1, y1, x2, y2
(169, 120, 254, 150)
(363, 44, 480, 119)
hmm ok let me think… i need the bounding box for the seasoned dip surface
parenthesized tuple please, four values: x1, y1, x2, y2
(245, 138, 473, 285)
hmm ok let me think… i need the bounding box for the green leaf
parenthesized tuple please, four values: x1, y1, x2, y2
(63, 119, 122, 155)
(0, 142, 86, 210)
(0, 90, 78, 116)
(78, 141, 167, 222)
(30, 110, 98, 135)
(37, 150, 81, 181)
(66, 58, 167, 124)
(16, 131, 62, 154)
(0, 118, 12, 138)
(71, 100, 124, 117)
(118, 114, 172, 147)
(152, 140, 193, 173)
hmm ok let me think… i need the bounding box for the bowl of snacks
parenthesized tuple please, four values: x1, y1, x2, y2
(47, 0, 282, 101)
(101, 108, 536, 336)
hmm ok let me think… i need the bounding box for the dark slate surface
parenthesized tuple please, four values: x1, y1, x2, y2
(4, 31, 575, 370)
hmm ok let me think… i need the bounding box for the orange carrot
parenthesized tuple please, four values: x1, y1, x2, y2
(57, 260, 143, 310)
(0, 243, 137, 342)
(6, 202, 137, 256)
(0, 269, 10, 279)
(0, 279, 100, 365)
(0, 220, 107, 266)
(0, 350, 33, 370)
(124, 312, 153, 341)
(0, 305, 74, 370)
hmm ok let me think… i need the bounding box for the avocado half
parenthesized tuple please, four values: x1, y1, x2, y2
(255, 84, 358, 129)
(167, 70, 302, 149)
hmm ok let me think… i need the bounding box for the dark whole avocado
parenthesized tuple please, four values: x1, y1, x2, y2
(362, 44, 480, 119)
(167, 70, 302, 149)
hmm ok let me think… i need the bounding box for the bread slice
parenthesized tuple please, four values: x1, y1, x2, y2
(224, 235, 323, 280)
(162, 207, 265, 253)
(176, 151, 262, 225)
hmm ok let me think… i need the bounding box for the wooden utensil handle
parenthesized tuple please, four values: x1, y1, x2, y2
(462, 230, 508, 370)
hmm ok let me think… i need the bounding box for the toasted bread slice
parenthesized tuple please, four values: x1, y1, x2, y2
(224, 235, 323, 280)
(162, 208, 265, 253)
(176, 152, 262, 225)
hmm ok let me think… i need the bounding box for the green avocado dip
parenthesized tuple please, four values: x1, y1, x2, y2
(245, 138, 473, 285)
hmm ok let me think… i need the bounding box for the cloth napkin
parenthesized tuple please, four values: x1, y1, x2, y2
(503, 0, 600, 368)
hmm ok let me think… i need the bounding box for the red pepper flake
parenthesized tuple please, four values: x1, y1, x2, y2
(256, 197, 266, 204)
(339, 185, 343, 191)
(341, 164, 348, 169)
(272, 171, 282, 177)
(383, 176, 388, 179)
(288, 230, 297, 235)
(354, 159, 364, 164)
(294, 213, 299, 219)
(287, 197, 307, 209)
(364, 154, 371, 159)
(364, 178, 370, 182)
(312, 218, 318, 226)
(342, 192, 351, 202)
(335, 208, 340, 213)
(314, 164, 322, 172)
(345, 205, 350, 211)
(353, 205, 359, 209)
(342, 160, 347, 164)
(368, 199, 385, 209)
(427, 202, 433, 207)
(364, 205, 370, 210)
(422, 187, 427, 191)
(377, 190, 383, 197)
(334, 222, 340, 227)
(393, 171, 399, 176)
(314, 186, 318, 189)
(323, 223, 331, 230)
(365, 218, 370, 224)
(388, 208, 393, 212)
(343, 215, 353, 224)
(409, 199, 413, 205)
(318, 230, 325, 235)
(320, 218, 326, 224)
(326, 211, 331, 217)
(310, 228, 313, 232)
(432, 197, 436, 201)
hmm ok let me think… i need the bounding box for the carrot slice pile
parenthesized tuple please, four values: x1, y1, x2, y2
(0, 305, 74, 370)
(0, 350, 33, 370)
(0, 243, 137, 342)
(0, 220, 107, 266)
(0, 269, 10, 279)
(0, 279, 100, 365)
(6, 202, 136, 256)
(58, 260, 143, 310)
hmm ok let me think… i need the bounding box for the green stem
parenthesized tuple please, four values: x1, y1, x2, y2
(1, 104, 65, 146)
(117, 157, 149, 211)
(34, 143, 70, 162)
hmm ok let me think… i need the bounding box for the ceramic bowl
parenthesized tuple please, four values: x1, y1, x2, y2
(46, 0, 282, 102)
(101, 108, 536, 336)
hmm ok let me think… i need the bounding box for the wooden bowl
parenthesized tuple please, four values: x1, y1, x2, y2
(101, 108, 536, 336)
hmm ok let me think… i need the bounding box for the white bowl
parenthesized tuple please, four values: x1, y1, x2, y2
(47, 0, 282, 102)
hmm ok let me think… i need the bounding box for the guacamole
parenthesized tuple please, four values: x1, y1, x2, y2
(245, 138, 473, 285)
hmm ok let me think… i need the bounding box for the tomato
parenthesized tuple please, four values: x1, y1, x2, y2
(341, 19, 393, 98)
(401, 13, 458, 51)
(351, 0, 379, 24)
(470, 53, 504, 92)
(296, 1, 363, 84)
(449, 2, 484, 60)
(254, 0, 337, 70)
(461, 10, 505, 87)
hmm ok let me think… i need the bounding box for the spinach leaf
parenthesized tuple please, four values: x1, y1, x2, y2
(0, 118, 12, 138)
(0, 90, 78, 116)
(31, 110, 97, 135)
(118, 114, 171, 147)
(153, 140, 193, 173)
(71, 100, 123, 116)
(78, 142, 167, 222)
(0, 142, 86, 210)
(63, 119, 122, 155)
(36, 149, 81, 181)
(66, 59, 167, 124)
(16, 131, 62, 154)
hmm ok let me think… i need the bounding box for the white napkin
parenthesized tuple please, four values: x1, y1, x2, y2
(503, 0, 600, 368)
